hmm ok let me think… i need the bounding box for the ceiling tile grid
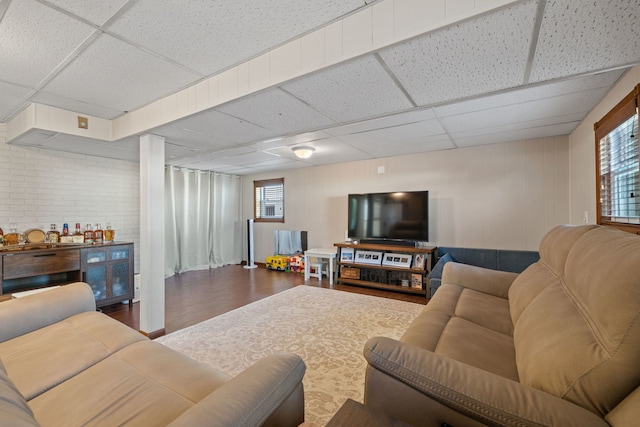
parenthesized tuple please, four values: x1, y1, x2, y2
(216, 88, 337, 136)
(0, 0, 96, 87)
(379, 0, 539, 106)
(41, 33, 201, 114)
(45, 0, 130, 26)
(0, 81, 34, 122)
(529, 0, 640, 82)
(281, 55, 414, 123)
(106, 0, 369, 76)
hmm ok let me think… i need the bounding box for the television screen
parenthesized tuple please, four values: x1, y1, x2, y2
(348, 191, 429, 242)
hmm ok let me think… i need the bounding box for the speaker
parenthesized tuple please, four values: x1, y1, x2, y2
(244, 219, 258, 269)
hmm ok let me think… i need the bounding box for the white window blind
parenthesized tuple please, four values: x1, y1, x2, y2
(254, 178, 284, 222)
(595, 84, 640, 230)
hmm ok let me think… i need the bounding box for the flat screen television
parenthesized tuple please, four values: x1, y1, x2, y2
(347, 191, 429, 242)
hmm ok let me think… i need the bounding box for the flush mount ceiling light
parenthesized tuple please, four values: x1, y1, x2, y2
(292, 146, 316, 159)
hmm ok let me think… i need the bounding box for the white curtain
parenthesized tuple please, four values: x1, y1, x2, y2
(165, 167, 242, 277)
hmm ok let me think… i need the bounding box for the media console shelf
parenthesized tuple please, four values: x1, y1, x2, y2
(334, 242, 437, 296)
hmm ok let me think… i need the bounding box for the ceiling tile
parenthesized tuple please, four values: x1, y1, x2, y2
(0, 0, 95, 87)
(530, 0, 640, 82)
(434, 70, 625, 118)
(440, 87, 612, 133)
(107, 0, 369, 76)
(324, 108, 436, 136)
(449, 113, 584, 140)
(41, 33, 201, 114)
(283, 55, 414, 123)
(0, 81, 34, 121)
(217, 89, 337, 135)
(338, 131, 454, 157)
(380, 0, 538, 106)
(44, 0, 129, 26)
(453, 122, 578, 147)
(14, 133, 139, 161)
(161, 109, 275, 147)
(31, 91, 124, 120)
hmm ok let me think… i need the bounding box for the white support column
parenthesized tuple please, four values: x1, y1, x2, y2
(139, 134, 165, 336)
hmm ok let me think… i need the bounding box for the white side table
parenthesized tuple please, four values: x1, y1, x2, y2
(304, 248, 338, 284)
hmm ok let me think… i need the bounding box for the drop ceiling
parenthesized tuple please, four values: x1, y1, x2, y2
(1, 0, 639, 175)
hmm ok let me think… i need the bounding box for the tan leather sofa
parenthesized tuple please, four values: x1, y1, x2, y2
(0, 283, 306, 426)
(364, 224, 640, 427)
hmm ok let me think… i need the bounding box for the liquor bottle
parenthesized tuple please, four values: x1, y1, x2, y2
(94, 224, 104, 245)
(47, 224, 60, 243)
(62, 223, 69, 236)
(104, 224, 115, 243)
(84, 224, 94, 244)
(73, 223, 84, 243)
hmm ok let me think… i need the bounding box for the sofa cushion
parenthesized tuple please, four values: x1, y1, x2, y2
(402, 284, 518, 381)
(513, 225, 640, 416)
(0, 311, 146, 400)
(0, 358, 40, 426)
(28, 341, 230, 426)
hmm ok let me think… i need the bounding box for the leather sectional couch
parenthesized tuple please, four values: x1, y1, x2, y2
(364, 224, 640, 426)
(0, 282, 306, 426)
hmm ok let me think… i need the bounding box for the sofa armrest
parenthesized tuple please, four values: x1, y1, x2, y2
(168, 352, 306, 427)
(0, 283, 96, 343)
(442, 262, 518, 298)
(364, 337, 607, 427)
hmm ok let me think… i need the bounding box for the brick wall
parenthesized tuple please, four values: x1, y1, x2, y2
(0, 125, 140, 272)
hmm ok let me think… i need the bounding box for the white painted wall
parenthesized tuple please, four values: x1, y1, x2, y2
(242, 136, 570, 263)
(568, 66, 640, 226)
(0, 125, 141, 272)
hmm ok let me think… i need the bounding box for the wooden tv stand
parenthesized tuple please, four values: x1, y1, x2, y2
(334, 241, 436, 296)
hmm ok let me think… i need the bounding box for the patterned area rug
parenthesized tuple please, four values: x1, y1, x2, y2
(156, 285, 424, 425)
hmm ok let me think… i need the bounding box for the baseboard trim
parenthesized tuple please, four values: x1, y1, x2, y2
(140, 328, 166, 339)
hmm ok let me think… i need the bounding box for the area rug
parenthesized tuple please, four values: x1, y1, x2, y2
(156, 285, 424, 425)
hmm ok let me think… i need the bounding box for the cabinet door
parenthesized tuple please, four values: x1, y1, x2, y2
(111, 262, 130, 297)
(85, 265, 107, 301)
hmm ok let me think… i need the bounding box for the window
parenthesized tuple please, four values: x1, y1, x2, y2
(254, 178, 284, 222)
(595, 84, 640, 233)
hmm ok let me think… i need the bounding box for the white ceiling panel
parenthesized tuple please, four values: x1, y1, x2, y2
(45, 0, 130, 26)
(283, 55, 414, 123)
(434, 70, 625, 118)
(324, 108, 437, 137)
(453, 122, 579, 147)
(107, 0, 369, 76)
(0, 0, 95, 87)
(163, 109, 275, 146)
(31, 91, 124, 120)
(379, 0, 538, 106)
(338, 131, 454, 158)
(19, 133, 139, 161)
(41, 33, 201, 113)
(217, 89, 337, 136)
(530, 0, 640, 83)
(0, 81, 34, 121)
(440, 87, 612, 134)
(449, 113, 584, 140)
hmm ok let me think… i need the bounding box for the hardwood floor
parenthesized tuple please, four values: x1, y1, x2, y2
(102, 265, 427, 334)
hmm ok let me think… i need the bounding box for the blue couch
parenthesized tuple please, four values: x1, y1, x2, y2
(427, 246, 539, 297)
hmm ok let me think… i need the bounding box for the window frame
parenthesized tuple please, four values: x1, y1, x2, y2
(594, 84, 640, 234)
(254, 178, 285, 223)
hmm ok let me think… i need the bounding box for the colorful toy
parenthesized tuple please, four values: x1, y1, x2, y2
(266, 255, 290, 271)
(288, 254, 305, 273)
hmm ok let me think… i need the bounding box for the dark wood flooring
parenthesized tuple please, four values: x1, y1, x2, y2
(102, 265, 426, 335)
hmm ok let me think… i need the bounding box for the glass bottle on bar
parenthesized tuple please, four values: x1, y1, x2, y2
(84, 224, 94, 244)
(62, 223, 69, 237)
(94, 224, 104, 245)
(47, 224, 60, 243)
(73, 223, 84, 243)
(104, 223, 115, 243)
